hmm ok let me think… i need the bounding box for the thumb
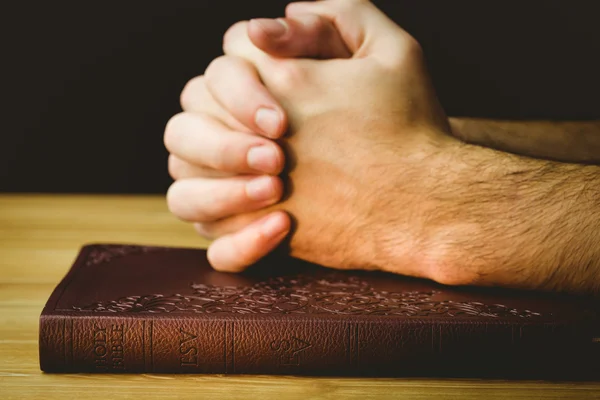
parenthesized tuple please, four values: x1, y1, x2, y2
(247, 14, 351, 59)
(286, 0, 414, 64)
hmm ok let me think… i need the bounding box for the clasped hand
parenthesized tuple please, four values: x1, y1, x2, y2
(164, 0, 555, 291)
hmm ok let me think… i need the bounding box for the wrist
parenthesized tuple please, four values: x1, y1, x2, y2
(371, 135, 477, 281)
(428, 146, 598, 293)
(358, 128, 599, 294)
(376, 141, 546, 287)
(430, 145, 554, 288)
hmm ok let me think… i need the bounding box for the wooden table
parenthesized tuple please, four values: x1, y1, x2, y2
(1, 194, 599, 399)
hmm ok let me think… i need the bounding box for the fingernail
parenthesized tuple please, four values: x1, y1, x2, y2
(252, 18, 288, 38)
(246, 176, 276, 202)
(247, 145, 278, 174)
(255, 107, 281, 138)
(260, 213, 289, 239)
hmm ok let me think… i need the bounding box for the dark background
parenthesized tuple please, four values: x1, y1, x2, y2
(2, 1, 599, 194)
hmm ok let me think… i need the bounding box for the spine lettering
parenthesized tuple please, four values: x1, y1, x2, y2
(39, 315, 590, 375)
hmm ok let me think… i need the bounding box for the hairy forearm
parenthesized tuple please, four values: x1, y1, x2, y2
(449, 117, 600, 165)
(439, 143, 600, 294)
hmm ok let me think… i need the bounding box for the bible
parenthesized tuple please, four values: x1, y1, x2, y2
(39, 244, 599, 377)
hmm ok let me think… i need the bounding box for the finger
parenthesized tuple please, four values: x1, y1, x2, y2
(164, 112, 284, 175)
(221, 22, 315, 102)
(166, 176, 283, 222)
(168, 154, 233, 179)
(286, 0, 412, 64)
(247, 15, 351, 59)
(194, 209, 270, 240)
(222, 21, 269, 63)
(206, 56, 286, 140)
(207, 211, 291, 272)
(180, 75, 251, 133)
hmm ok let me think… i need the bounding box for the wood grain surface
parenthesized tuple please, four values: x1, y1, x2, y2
(1, 194, 598, 399)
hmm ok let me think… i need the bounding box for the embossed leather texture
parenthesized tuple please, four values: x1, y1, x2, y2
(39, 244, 600, 377)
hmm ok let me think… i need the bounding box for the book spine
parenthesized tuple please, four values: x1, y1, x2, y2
(39, 314, 593, 376)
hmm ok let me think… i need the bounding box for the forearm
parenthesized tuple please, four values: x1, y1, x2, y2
(449, 117, 600, 165)
(442, 143, 600, 294)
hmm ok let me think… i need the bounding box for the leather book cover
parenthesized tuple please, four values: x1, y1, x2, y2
(39, 244, 600, 377)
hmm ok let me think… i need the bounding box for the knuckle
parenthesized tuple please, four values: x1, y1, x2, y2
(337, 0, 361, 9)
(330, 0, 352, 7)
(270, 61, 305, 91)
(179, 75, 204, 110)
(211, 139, 238, 171)
(204, 55, 229, 82)
(222, 21, 249, 54)
(329, 0, 366, 16)
(382, 36, 423, 71)
(403, 36, 424, 59)
(284, 2, 301, 16)
(163, 112, 187, 152)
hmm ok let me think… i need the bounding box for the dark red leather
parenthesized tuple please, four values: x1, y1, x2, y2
(39, 244, 600, 378)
